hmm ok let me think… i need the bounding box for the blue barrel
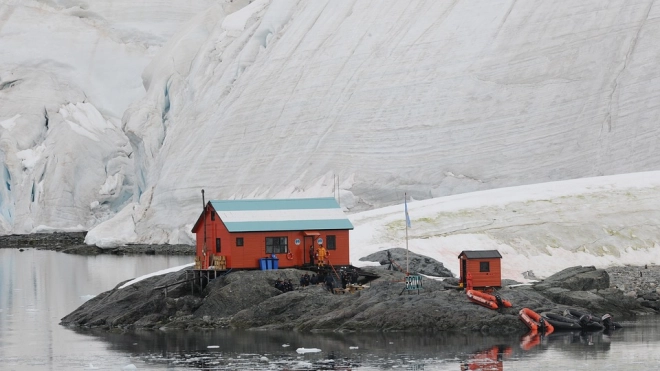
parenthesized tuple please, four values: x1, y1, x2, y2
(259, 258, 268, 270)
(272, 257, 279, 270)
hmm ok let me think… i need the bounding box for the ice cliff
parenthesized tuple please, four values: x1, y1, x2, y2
(1, 0, 659, 248)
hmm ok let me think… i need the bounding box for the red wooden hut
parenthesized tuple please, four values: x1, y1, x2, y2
(458, 250, 502, 289)
(191, 197, 353, 270)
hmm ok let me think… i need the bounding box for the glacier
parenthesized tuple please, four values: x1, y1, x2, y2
(1, 0, 660, 272)
(0, 0, 219, 234)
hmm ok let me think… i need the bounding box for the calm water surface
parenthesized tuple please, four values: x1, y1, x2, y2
(1, 248, 659, 370)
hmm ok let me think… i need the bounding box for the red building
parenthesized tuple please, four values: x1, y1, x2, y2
(458, 250, 502, 289)
(191, 197, 354, 270)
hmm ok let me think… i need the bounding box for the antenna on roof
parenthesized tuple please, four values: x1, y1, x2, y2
(337, 175, 340, 207)
(334, 174, 341, 206)
(202, 189, 207, 257)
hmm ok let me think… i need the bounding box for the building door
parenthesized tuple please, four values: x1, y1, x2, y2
(304, 236, 315, 265)
(461, 258, 467, 286)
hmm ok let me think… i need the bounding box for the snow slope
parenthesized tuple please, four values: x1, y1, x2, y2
(89, 0, 660, 246)
(2, 1, 660, 253)
(349, 171, 660, 280)
(101, 171, 660, 282)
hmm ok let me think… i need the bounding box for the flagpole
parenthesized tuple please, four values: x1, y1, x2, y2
(405, 193, 409, 276)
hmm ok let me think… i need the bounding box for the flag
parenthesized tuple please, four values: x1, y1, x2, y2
(405, 194, 411, 228)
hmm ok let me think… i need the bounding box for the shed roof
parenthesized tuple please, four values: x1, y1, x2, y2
(200, 197, 354, 233)
(458, 250, 502, 259)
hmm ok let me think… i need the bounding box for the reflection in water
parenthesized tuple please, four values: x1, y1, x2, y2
(461, 345, 511, 371)
(0, 248, 192, 370)
(2, 248, 660, 370)
(77, 328, 528, 370)
(72, 325, 653, 370)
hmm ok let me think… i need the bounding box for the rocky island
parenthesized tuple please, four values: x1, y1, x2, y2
(60, 248, 659, 334)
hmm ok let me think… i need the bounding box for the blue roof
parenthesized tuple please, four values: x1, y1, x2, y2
(209, 197, 354, 233)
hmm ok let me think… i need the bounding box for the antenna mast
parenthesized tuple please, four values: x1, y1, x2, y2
(202, 189, 207, 257)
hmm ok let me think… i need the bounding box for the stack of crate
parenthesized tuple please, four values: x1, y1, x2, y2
(212, 255, 227, 270)
(194, 256, 202, 270)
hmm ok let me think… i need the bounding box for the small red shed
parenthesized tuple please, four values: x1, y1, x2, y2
(191, 197, 353, 270)
(458, 250, 502, 289)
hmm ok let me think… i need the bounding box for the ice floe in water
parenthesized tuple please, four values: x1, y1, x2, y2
(296, 348, 322, 354)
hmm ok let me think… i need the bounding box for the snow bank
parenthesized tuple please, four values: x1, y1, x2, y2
(350, 171, 660, 280)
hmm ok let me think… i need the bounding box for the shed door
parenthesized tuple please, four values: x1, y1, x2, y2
(461, 258, 467, 286)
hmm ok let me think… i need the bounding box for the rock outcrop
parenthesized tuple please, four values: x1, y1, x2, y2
(359, 248, 454, 277)
(532, 266, 639, 317)
(61, 262, 656, 334)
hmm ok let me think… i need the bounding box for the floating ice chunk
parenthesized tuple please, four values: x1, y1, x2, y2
(349, 346, 359, 350)
(282, 344, 290, 347)
(259, 356, 268, 362)
(207, 345, 220, 349)
(296, 348, 321, 354)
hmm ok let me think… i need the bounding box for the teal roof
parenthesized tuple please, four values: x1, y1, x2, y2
(210, 197, 343, 211)
(209, 197, 354, 233)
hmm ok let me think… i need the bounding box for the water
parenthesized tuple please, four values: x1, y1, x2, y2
(1, 248, 660, 370)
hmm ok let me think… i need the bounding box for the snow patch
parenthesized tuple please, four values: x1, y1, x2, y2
(222, 0, 269, 32)
(16, 145, 45, 171)
(99, 173, 121, 196)
(118, 263, 194, 289)
(66, 120, 99, 142)
(85, 203, 138, 247)
(0, 114, 20, 130)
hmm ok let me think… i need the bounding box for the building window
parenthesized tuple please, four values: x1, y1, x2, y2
(236, 237, 244, 247)
(265, 237, 288, 254)
(479, 261, 490, 272)
(327, 235, 336, 250)
(215, 238, 221, 253)
(211, 211, 216, 221)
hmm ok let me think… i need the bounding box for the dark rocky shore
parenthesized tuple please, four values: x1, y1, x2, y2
(60, 251, 660, 334)
(4, 233, 657, 333)
(0, 232, 194, 255)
